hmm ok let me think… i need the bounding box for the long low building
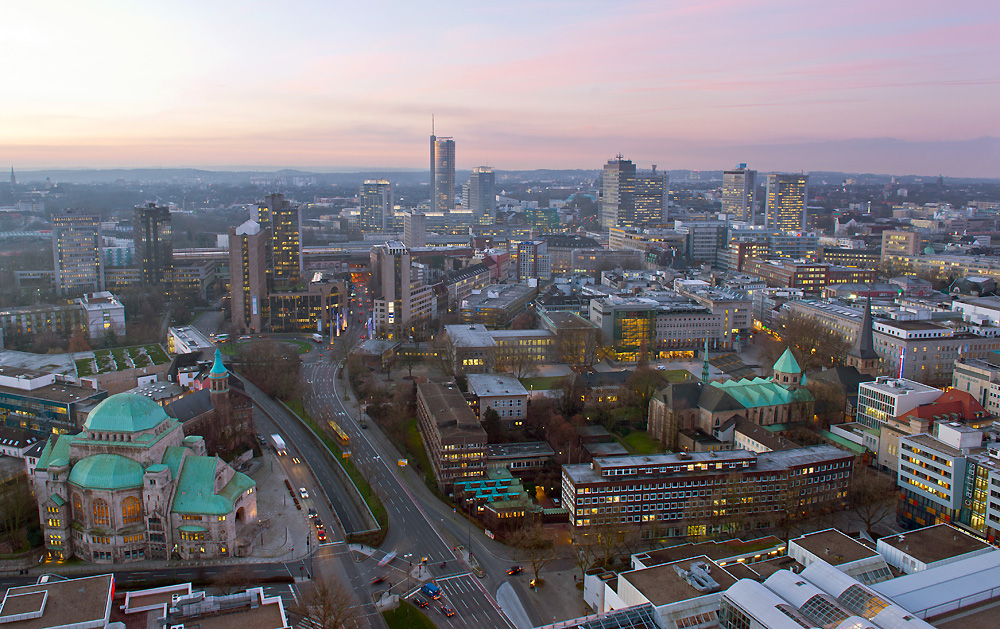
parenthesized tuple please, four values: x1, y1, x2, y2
(563, 445, 853, 537)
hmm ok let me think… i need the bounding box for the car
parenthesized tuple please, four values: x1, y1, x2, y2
(552, 497, 561, 507)
(292, 457, 300, 464)
(370, 576, 386, 586)
(240, 335, 251, 340)
(507, 566, 522, 575)
(298, 487, 309, 499)
(414, 598, 429, 608)
(314, 518, 324, 529)
(440, 605, 455, 617)
(307, 507, 317, 518)
(317, 530, 327, 542)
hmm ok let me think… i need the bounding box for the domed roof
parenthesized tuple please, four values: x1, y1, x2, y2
(68, 454, 144, 490)
(84, 393, 170, 433)
(209, 348, 228, 377)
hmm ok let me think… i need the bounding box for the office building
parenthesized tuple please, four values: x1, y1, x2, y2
(466, 373, 529, 427)
(268, 272, 347, 333)
(359, 179, 392, 234)
(52, 209, 104, 295)
(430, 132, 456, 212)
(600, 156, 637, 228)
(635, 166, 669, 224)
(0, 293, 124, 343)
(0, 365, 108, 434)
(77, 291, 126, 340)
(467, 166, 496, 225)
(255, 192, 301, 287)
(228, 219, 269, 334)
(675, 219, 727, 265)
(132, 203, 173, 285)
(563, 445, 853, 533)
(403, 210, 426, 248)
(822, 248, 881, 268)
(32, 392, 257, 562)
(881, 230, 920, 259)
(765, 173, 808, 232)
(516, 240, 551, 282)
(442, 323, 555, 375)
(416, 381, 486, 490)
(458, 284, 537, 327)
(855, 377, 942, 430)
(370, 241, 434, 339)
(743, 259, 875, 292)
(722, 164, 757, 222)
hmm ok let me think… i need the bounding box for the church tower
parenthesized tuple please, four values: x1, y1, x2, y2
(208, 349, 230, 400)
(772, 347, 802, 389)
(846, 295, 880, 376)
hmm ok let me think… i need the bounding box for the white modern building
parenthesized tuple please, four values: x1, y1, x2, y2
(855, 377, 942, 429)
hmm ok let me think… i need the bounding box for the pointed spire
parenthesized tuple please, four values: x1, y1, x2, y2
(702, 336, 710, 382)
(209, 348, 228, 377)
(850, 294, 878, 360)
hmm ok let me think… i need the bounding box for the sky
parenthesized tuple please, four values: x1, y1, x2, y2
(2, 0, 999, 176)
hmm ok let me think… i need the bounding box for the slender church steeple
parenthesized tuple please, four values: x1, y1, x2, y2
(9, 167, 15, 186)
(847, 294, 880, 376)
(702, 336, 710, 382)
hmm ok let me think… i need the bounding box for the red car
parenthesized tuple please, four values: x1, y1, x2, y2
(440, 605, 456, 617)
(317, 530, 327, 542)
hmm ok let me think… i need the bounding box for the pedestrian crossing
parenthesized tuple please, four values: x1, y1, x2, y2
(435, 574, 515, 628)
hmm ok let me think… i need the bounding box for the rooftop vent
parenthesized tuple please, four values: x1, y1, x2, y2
(673, 561, 720, 593)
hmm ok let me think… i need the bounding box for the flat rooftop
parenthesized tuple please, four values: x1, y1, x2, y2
(417, 382, 486, 440)
(0, 366, 49, 379)
(467, 373, 528, 397)
(619, 556, 737, 606)
(862, 377, 941, 396)
(879, 523, 991, 565)
(444, 324, 496, 348)
(461, 284, 535, 309)
(638, 536, 784, 565)
(0, 381, 102, 405)
(903, 433, 964, 458)
(485, 441, 554, 459)
(792, 529, 878, 566)
(0, 574, 112, 629)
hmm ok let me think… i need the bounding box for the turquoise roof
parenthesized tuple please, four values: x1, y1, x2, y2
(710, 377, 813, 409)
(773, 348, 802, 374)
(68, 454, 144, 490)
(209, 349, 228, 377)
(162, 446, 187, 479)
(171, 456, 255, 515)
(35, 434, 77, 472)
(84, 393, 171, 433)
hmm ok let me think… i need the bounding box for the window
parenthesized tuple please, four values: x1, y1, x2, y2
(122, 496, 142, 525)
(93, 499, 110, 527)
(73, 494, 83, 520)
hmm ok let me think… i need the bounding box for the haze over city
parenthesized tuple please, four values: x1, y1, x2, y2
(2, 0, 998, 176)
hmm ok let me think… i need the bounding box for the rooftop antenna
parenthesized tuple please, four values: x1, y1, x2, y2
(432, 114, 435, 136)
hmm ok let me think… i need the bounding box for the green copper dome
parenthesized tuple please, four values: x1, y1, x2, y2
(84, 393, 170, 433)
(68, 454, 144, 490)
(209, 348, 228, 377)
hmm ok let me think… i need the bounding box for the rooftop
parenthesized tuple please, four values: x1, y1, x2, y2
(638, 536, 785, 565)
(460, 283, 536, 310)
(0, 574, 112, 629)
(879, 523, 991, 565)
(862, 377, 942, 397)
(902, 433, 964, 458)
(444, 324, 496, 348)
(0, 380, 104, 405)
(485, 441, 555, 459)
(466, 373, 528, 397)
(791, 529, 879, 566)
(416, 381, 485, 440)
(619, 556, 737, 606)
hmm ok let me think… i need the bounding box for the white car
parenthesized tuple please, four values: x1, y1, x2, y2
(299, 487, 309, 499)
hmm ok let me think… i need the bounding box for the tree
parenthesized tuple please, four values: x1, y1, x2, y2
(850, 466, 897, 535)
(497, 346, 535, 378)
(291, 576, 360, 629)
(483, 407, 506, 443)
(509, 522, 557, 583)
(212, 567, 251, 595)
(67, 328, 91, 353)
(0, 473, 35, 549)
(776, 311, 851, 371)
(623, 368, 664, 422)
(511, 309, 538, 330)
(400, 352, 422, 379)
(238, 340, 302, 401)
(554, 324, 599, 370)
(808, 380, 848, 429)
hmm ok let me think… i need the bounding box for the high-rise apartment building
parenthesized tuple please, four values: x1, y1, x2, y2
(370, 241, 434, 339)
(765, 173, 808, 231)
(228, 219, 269, 333)
(722, 164, 757, 222)
(133, 203, 173, 285)
(403, 211, 426, 248)
(254, 193, 301, 287)
(467, 166, 496, 225)
(634, 166, 669, 225)
(517, 240, 551, 283)
(430, 133, 456, 213)
(359, 179, 392, 234)
(52, 209, 104, 295)
(600, 156, 636, 229)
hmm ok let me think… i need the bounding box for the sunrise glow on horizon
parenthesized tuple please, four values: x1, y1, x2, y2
(2, 0, 998, 176)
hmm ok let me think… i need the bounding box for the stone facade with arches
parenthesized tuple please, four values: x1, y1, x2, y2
(32, 392, 256, 563)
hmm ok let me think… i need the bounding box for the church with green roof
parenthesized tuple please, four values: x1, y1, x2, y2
(32, 391, 257, 563)
(649, 348, 814, 450)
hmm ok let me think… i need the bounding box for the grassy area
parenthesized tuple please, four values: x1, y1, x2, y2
(519, 376, 567, 390)
(618, 430, 666, 455)
(75, 359, 94, 377)
(661, 369, 695, 383)
(403, 419, 435, 486)
(382, 600, 436, 629)
(285, 399, 389, 534)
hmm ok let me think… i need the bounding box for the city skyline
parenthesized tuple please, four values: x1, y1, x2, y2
(0, 1, 997, 176)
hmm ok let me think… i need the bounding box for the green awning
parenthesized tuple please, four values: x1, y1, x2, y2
(177, 525, 209, 532)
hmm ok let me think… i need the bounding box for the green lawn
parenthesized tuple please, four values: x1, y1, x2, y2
(382, 600, 436, 629)
(618, 430, 667, 455)
(661, 369, 695, 383)
(519, 376, 568, 390)
(285, 399, 388, 531)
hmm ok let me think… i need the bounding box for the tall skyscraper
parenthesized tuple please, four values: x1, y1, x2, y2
(765, 174, 808, 232)
(359, 180, 392, 234)
(52, 209, 103, 295)
(229, 219, 269, 333)
(600, 156, 636, 229)
(133, 203, 173, 285)
(467, 166, 496, 225)
(254, 193, 301, 287)
(722, 164, 757, 222)
(370, 241, 434, 339)
(403, 211, 426, 248)
(634, 166, 669, 225)
(430, 132, 456, 213)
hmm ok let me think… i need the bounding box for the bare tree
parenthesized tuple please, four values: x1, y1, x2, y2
(0, 474, 35, 549)
(400, 352, 422, 379)
(497, 346, 536, 379)
(509, 522, 557, 583)
(776, 311, 852, 371)
(291, 576, 360, 629)
(212, 567, 251, 596)
(850, 466, 897, 535)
